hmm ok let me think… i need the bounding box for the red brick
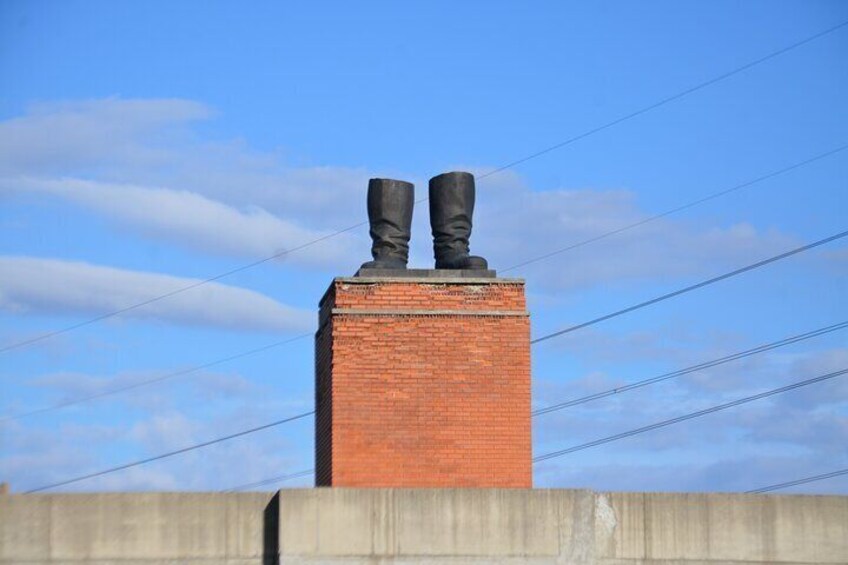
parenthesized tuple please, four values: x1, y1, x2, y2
(314, 277, 532, 488)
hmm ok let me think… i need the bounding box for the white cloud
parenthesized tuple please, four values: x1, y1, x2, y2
(0, 256, 312, 332)
(535, 455, 848, 494)
(0, 97, 372, 232)
(1, 98, 823, 286)
(7, 410, 442, 490)
(0, 98, 212, 176)
(11, 368, 263, 418)
(4, 177, 360, 268)
(128, 412, 202, 452)
(531, 334, 848, 485)
(824, 246, 848, 268)
(2, 96, 844, 495)
(471, 171, 801, 291)
(0, 396, 314, 492)
(3, 172, 806, 286)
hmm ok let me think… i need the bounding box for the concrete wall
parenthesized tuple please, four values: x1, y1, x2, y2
(278, 488, 848, 564)
(0, 491, 277, 564)
(2, 488, 847, 564)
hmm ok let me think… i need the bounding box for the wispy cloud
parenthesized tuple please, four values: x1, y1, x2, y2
(3, 177, 360, 268)
(2, 97, 842, 493)
(0, 256, 312, 332)
(2, 98, 820, 286)
(532, 336, 848, 492)
(472, 170, 802, 291)
(0, 395, 314, 492)
(535, 454, 848, 494)
(19, 368, 258, 414)
(0, 98, 212, 175)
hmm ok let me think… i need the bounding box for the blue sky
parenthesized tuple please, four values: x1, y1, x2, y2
(1, 0, 846, 494)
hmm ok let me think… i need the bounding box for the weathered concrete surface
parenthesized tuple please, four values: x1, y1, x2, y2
(278, 489, 848, 564)
(2, 489, 847, 564)
(279, 488, 591, 562)
(0, 491, 276, 564)
(595, 491, 848, 564)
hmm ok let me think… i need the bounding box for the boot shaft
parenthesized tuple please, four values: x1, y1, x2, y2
(367, 178, 414, 262)
(429, 171, 488, 270)
(429, 171, 475, 258)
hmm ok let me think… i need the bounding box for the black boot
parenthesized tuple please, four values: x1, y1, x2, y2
(360, 178, 414, 270)
(429, 171, 488, 270)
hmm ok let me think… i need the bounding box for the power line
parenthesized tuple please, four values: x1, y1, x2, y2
(747, 467, 848, 494)
(232, 465, 848, 495)
(215, 349, 848, 492)
(230, 324, 847, 491)
(533, 367, 848, 463)
(477, 19, 848, 181)
(502, 144, 848, 273)
(9, 194, 843, 423)
(20, 229, 842, 485)
(0, 223, 363, 356)
(24, 410, 315, 493)
(225, 469, 315, 492)
(532, 320, 848, 416)
(17, 233, 848, 489)
(12, 160, 843, 420)
(3, 19, 845, 356)
(531, 228, 848, 345)
(30, 362, 848, 492)
(9, 165, 843, 421)
(2, 332, 312, 422)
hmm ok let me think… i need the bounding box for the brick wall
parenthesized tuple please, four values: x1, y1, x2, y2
(315, 276, 531, 488)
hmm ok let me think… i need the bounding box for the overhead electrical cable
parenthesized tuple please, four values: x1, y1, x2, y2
(18, 19, 848, 485)
(476, 19, 848, 181)
(747, 467, 848, 493)
(17, 235, 848, 489)
(225, 469, 315, 492)
(7, 162, 844, 419)
(14, 238, 847, 481)
(533, 367, 848, 463)
(0, 224, 364, 355)
(531, 229, 848, 345)
(28, 362, 848, 492)
(16, 317, 843, 425)
(532, 320, 848, 416)
(502, 144, 848, 273)
(2, 332, 312, 422)
(204, 323, 848, 491)
(208, 319, 848, 491)
(3, 19, 845, 355)
(24, 410, 315, 493)
(8, 165, 845, 419)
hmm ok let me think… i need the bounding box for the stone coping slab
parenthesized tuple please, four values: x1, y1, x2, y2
(354, 268, 497, 279)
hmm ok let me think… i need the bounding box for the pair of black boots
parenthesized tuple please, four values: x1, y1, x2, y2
(360, 171, 488, 271)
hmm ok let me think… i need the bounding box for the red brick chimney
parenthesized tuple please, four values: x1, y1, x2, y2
(314, 272, 531, 487)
